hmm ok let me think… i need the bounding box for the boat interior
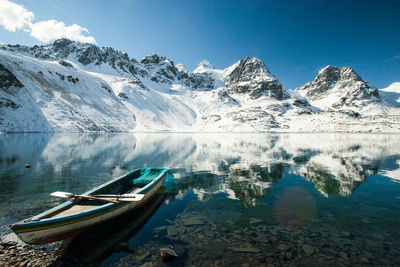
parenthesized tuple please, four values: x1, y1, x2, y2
(43, 168, 163, 219)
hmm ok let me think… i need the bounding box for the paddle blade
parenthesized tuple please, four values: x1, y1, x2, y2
(119, 193, 145, 201)
(50, 191, 72, 198)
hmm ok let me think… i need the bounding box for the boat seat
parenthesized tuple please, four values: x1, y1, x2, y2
(52, 205, 99, 218)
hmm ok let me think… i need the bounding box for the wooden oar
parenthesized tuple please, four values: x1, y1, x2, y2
(93, 194, 145, 201)
(50, 191, 119, 203)
(50, 191, 144, 203)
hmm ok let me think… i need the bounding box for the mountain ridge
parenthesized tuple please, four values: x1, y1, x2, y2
(0, 39, 399, 132)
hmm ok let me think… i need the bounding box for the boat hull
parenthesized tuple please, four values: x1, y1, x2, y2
(11, 169, 168, 244)
(62, 190, 167, 263)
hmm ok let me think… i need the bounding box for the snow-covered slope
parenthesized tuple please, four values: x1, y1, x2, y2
(380, 82, 400, 107)
(0, 52, 137, 132)
(0, 39, 399, 132)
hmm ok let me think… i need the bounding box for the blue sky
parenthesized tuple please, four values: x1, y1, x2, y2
(1, 0, 399, 89)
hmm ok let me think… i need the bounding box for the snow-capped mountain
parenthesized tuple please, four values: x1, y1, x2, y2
(0, 39, 399, 132)
(226, 57, 288, 100)
(295, 65, 382, 113)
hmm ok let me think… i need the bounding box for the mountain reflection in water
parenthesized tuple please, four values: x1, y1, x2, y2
(1, 133, 400, 266)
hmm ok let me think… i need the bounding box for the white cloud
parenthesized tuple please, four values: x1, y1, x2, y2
(0, 0, 34, 31)
(0, 0, 96, 43)
(30, 20, 96, 43)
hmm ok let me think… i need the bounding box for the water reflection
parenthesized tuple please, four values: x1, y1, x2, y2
(169, 133, 400, 204)
(1, 133, 400, 209)
(1, 133, 400, 265)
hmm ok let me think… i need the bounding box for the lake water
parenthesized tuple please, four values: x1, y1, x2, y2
(1, 133, 400, 266)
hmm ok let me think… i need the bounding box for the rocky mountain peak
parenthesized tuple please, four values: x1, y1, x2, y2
(140, 54, 176, 69)
(316, 65, 340, 84)
(226, 57, 288, 100)
(140, 54, 162, 68)
(1, 39, 148, 77)
(48, 38, 103, 65)
(52, 38, 74, 51)
(339, 67, 363, 83)
(140, 54, 179, 84)
(298, 65, 341, 99)
(194, 60, 214, 73)
(335, 67, 381, 106)
(314, 65, 363, 84)
(175, 63, 188, 73)
(228, 57, 271, 83)
(296, 65, 381, 109)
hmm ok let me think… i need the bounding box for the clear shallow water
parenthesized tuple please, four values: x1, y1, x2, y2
(1, 133, 400, 266)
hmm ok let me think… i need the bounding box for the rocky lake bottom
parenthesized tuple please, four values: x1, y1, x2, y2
(99, 175, 400, 267)
(1, 133, 400, 266)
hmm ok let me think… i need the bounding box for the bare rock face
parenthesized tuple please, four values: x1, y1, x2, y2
(299, 65, 340, 100)
(182, 60, 216, 90)
(217, 89, 240, 106)
(140, 54, 179, 84)
(184, 73, 214, 90)
(296, 65, 381, 109)
(0, 63, 24, 93)
(140, 53, 162, 67)
(0, 97, 21, 109)
(226, 57, 288, 100)
(335, 67, 381, 107)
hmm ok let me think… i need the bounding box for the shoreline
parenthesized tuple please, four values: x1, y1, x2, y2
(0, 239, 93, 267)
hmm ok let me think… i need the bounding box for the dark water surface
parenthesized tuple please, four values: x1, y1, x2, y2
(1, 133, 400, 266)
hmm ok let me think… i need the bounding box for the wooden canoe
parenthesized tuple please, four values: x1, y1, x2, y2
(10, 168, 169, 244)
(59, 190, 167, 263)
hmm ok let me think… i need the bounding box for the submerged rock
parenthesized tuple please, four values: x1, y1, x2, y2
(341, 231, 351, 237)
(302, 244, 315, 256)
(160, 246, 178, 262)
(339, 251, 349, 260)
(278, 244, 289, 251)
(182, 217, 204, 226)
(167, 226, 178, 237)
(231, 247, 260, 253)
